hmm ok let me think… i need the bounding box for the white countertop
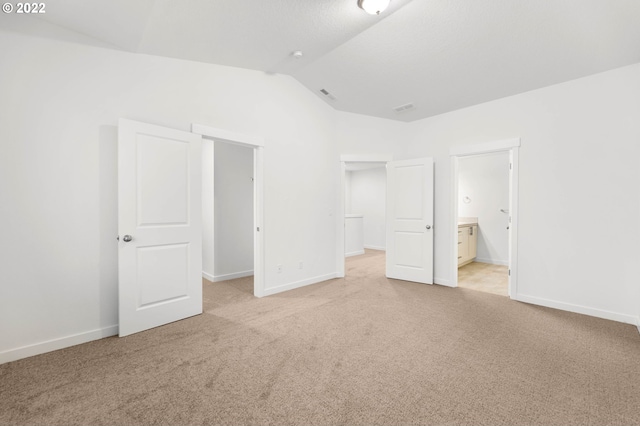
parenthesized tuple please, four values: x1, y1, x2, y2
(458, 216, 478, 226)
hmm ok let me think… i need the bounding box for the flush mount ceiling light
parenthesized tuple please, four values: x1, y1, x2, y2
(357, 0, 391, 15)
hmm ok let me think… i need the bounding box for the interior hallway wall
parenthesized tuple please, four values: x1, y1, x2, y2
(213, 141, 254, 280)
(348, 167, 386, 250)
(458, 152, 510, 265)
(404, 63, 640, 324)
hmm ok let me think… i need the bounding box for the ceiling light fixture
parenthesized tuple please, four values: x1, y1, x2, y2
(357, 0, 391, 15)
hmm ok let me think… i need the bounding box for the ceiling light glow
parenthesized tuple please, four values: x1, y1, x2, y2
(357, 0, 391, 15)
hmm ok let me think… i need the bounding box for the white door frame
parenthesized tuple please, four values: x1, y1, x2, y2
(337, 154, 393, 277)
(192, 124, 266, 297)
(450, 138, 520, 298)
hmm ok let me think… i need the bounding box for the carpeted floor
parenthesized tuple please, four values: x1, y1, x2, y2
(2, 249, 640, 425)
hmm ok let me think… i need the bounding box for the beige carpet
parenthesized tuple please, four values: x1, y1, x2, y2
(458, 261, 509, 297)
(2, 250, 640, 425)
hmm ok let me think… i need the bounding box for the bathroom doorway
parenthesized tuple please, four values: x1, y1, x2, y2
(450, 139, 520, 298)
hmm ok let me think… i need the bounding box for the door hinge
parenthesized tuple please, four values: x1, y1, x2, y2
(508, 269, 511, 276)
(510, 163, 512, 170)
(257, 227, 260, 232)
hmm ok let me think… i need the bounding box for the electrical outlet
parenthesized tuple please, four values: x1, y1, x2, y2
(277, 264, 283, 273)
(299, 261, 303, 269)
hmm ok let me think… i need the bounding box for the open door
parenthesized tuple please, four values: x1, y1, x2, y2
(118, 119, 203, 337)
(386, 157, 434, 284)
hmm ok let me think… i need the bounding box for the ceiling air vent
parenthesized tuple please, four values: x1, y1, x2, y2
(320, 88, 337, 101)
(393, 103, 415, 113)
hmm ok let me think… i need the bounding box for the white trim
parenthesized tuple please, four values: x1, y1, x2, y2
(515, 294, 639, 326)
(346, 250, 365, 257)
(191, 123, 265, 147)
(0, 325, 118, 365)
(262, 273, 338, 297)
(434, 277, 454, 287)
(202, 271, 215, 282)
(364, 245, 385, 251)
(209, 270, 254, 282)
(449, 139, 520, 301)
(340, 154, 393, 163)
(253, 147, 265, 297)
(449, 138, 520, 156)
(474, 258, 509, 266)
(192, 123, 266, 298)
(509, 147, 520, 299)
(337, 161, 346, 278)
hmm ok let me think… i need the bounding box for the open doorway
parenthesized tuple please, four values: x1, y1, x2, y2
(456, 152, 509, 296)
(338, 155, 392, 277)
(202, 140, 254, 293)
(195, 124, 265, 298)
(450, 139, 520, 298)
(338, 154, 435, 284)
(344, 162, 387, 276)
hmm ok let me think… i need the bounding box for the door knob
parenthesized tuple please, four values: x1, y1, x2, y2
(123, 235, 133, 242)
(426, 225, 431, 230)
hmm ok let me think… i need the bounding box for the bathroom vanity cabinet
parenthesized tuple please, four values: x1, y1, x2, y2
(458, 223, 478, 267)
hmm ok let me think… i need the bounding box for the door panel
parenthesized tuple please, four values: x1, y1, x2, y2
(137, 135, 190, 226)
(386, 158, 434, 284)
(118, 119, 202, 337)
(137, 243, 189, 307)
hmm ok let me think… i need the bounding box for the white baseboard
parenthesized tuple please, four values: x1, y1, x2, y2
(262, 272, 338, 297)
(515, 294, 638, 326)
(474, 257, 508, 266)
(345, 250, 365, 257)
(434, 277, 454, 287)
(203, 270, 254, 282)
(0, 325, 118, 365)
(364, 245, 386, 251)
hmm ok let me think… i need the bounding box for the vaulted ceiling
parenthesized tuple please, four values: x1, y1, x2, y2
(37, 0, 640, 122)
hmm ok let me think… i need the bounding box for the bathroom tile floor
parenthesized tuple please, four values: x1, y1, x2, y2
(458, 262, 509, 297)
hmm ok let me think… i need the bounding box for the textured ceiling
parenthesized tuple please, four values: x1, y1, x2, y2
(34, 0, 640, 122)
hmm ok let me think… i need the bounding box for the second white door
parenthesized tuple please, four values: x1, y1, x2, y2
(386, 157, 434, 284)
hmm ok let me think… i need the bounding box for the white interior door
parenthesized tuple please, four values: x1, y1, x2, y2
(386, 157, 434, 284)
(118, 119, 203, 337)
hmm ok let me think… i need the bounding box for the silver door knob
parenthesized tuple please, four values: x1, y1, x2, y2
(123, 235, 133, 242)
(426, 225, 431, 230)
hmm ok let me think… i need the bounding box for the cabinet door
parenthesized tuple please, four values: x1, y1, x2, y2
(458, 228, 468, 265)
(468, 225, 478, 259)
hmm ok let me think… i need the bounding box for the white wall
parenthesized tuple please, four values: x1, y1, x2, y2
(404, 63, 640, 325)
(348, 167, 386, 250)
(458, 152, 509, 264)
(213, 141, 254, 280)
(345, 171, 353, 213)
(0, 18, 340, 362)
